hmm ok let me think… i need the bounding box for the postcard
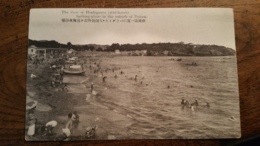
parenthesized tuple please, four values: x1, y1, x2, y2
(26, 8, 240, 141)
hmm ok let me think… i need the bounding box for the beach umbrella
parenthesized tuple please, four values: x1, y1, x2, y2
(46, 120, 57, 127)
(26, 101, 38, 110)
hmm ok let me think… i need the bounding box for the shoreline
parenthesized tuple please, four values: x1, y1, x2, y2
(25, 53, 124, 141)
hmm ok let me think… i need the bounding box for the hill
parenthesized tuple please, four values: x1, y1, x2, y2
(107, 43, 236, 56)
(28, 40, 235, 56)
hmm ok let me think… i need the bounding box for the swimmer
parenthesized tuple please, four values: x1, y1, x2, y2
(185, 100, 189, 106)
(190, 105, 194, 111)
(229, 116, 236, 121)
(206, 102, 210, 108)
(102, 76, 107, 82)
(181, 99, 185, 105)
(90, 83, 94, 91)
(191, 99, 198, 106)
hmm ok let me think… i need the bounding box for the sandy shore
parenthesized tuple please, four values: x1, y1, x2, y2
(25, 52, 129, 141)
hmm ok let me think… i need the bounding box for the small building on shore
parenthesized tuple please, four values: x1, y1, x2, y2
(28, 45, 40, 56)
(163, 50, 169, 55)
(128, 50, 147, 56)
(28, 45, 67, 58)
(115, 49, 120, 54)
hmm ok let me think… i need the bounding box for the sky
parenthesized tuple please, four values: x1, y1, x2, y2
(29, 8, 236, 49)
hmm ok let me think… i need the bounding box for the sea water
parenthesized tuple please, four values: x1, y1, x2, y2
(65, 56, 240, 139)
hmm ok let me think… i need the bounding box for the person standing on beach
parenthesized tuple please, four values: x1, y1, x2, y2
(27, 111, 37, 137)
(61, 84, 68, 91)
(73, 112, 80, 129)
(102, 76, 107, 82)
(66, 113, 76, 134)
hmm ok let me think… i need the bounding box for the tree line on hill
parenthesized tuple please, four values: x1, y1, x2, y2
(28, 39, 235, 56)
(28, 40, 100, 51)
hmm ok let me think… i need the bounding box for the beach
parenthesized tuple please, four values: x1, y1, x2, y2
(25, 51, 240, 140)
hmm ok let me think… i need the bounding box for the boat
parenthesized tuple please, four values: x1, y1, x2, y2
(68, 57, 78, 61)
(63, 65, 85, 75)
(65, 60, 76, 64)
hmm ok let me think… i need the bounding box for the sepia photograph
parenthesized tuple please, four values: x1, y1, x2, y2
(25, 8, 241, 141)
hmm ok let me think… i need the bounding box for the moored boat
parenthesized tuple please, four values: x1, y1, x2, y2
(63, 65, 85, 75)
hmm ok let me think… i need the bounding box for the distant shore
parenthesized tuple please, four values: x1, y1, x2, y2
(28, 39, 236, 56)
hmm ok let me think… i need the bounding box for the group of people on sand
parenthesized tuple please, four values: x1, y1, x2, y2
(181, 99, 210, 111)
(47, 58, 71, 92)
(28, 53, 67, 89)
(27, 53, 101, 141)
(26, 101, 51, 138)
(26, 103, 80, 141)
